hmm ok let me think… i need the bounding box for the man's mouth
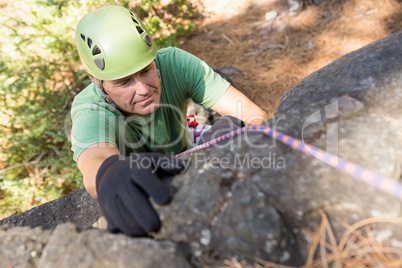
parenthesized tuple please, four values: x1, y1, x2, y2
(135, 92, 154, 105)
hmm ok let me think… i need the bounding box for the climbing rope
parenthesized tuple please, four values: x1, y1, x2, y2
(175, 125, 402, 201)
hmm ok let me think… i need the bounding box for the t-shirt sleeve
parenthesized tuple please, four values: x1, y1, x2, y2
(171, 48, 231, 108)
(70, 104, 118, 162)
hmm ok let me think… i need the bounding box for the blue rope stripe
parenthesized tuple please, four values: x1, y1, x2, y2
(175, 125, 402, 200)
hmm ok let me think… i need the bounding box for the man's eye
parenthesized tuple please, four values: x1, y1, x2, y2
(120, 80, 129, 86)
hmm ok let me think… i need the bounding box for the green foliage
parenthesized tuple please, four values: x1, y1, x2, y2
(0, 0, 198, 219)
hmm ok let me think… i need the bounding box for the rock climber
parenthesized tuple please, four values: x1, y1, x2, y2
(71, 5, 268, 237)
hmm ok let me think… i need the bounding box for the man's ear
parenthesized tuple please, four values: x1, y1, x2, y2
(89, 75, 100, 88)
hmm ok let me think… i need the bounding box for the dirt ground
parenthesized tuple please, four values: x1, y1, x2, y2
(178, 0, 402, 117)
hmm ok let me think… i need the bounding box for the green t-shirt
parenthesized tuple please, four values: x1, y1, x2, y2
(70, 47, 230, 161)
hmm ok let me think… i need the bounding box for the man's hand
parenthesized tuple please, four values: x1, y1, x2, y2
(95, 153, 186, 237)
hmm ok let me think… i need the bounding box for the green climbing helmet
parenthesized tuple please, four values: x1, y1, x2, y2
(75, 5, 157, 81)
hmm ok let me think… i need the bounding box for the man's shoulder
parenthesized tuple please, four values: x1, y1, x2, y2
(156, 46, 179, 55)
(156, 47, 193, 62)
(71, 83, 117, 117)
(71, 83, 106, 112)
(73, 83, 101, 104)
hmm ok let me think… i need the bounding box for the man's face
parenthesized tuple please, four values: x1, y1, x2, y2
(102, 61, 161, 116)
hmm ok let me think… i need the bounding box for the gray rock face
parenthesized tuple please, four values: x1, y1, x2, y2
(0, 225, 51, 268)
(0, 223, 192, 268)
(154, 30, 402, 265)
(0, 188, 101, 230)
(1, 30, 401, 267)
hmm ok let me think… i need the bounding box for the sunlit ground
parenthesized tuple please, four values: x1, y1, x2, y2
(180, 0, 402, 116)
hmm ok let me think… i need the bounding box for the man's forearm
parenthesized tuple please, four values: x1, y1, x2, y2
(77, 143, 120, 199)
(240, 101, 269, 125)
(81, 156, 108, 199)
(210, 85, 269, 125)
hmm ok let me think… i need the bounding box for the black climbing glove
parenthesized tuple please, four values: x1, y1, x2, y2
(199, 115, 244, 144)
(95, 153, 186, 237)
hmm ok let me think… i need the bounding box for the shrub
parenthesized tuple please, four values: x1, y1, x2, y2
(0, 0, 198, 218)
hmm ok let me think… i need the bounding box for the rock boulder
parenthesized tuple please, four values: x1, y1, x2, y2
(1, 30, 401, 267)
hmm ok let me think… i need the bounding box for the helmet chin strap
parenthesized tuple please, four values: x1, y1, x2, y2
(97, 80, 120, 108)
(97, 68, 161, 109)
(157, 69, 161, 81)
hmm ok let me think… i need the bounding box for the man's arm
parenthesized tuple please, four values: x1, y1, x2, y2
(77, 143, 120, 199)
(76, 142, 185, 236)
(210, 85, 269, 125)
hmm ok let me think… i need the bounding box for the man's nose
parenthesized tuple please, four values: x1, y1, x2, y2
(132, 77, 148, 95)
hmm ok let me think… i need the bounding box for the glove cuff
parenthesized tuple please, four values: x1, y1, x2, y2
(95, 154, 121, 194)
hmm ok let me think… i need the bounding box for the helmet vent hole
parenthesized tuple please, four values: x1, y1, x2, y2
(92, 45, 101, 56)
(94, 57, 105, 70)
(131, 17, 139, 25)
(87, 38, 93, 49)
(143, 34, 152, 47)
(80, 34, 86, 41)
(136, 26, 144, 34)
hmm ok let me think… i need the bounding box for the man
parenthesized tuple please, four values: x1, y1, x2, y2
(72, 5, 268, 237)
